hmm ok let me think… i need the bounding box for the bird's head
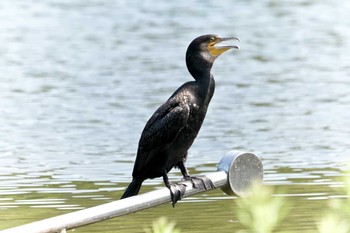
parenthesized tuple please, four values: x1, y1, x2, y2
(186, 34, 239, 78)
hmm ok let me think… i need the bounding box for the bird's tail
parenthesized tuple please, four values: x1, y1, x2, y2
(121, 179, 143, 199)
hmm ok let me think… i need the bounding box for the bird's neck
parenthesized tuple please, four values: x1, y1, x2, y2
(186, 55, 215, 103)
(186, 52, 213, 82)
(187, 66, 213, 82)
(195, 72, 215, 106)
(195, 71, 212, 87)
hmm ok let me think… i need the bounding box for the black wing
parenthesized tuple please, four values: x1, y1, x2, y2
(132, 97, 190, 175)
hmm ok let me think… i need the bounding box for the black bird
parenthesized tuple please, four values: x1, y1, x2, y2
(121, 34, 239, 206)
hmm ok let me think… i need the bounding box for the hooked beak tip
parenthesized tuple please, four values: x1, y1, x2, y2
(222, 37, 240, 42)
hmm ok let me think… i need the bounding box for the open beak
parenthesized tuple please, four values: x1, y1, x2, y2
(208, 37, 240, 57)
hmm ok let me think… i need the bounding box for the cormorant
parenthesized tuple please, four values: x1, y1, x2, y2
(121, 34, 239, 206)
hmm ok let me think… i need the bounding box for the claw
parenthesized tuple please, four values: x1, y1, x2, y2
(163, 171, 187, 207)
(163, 169, 215, 207)
(169, 183, 187, 207)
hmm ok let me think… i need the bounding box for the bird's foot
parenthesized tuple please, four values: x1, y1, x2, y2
(169, 183, 187, 207)
(182, 176, 215, 190)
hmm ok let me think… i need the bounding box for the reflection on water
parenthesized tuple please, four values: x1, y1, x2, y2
(0, 0, 350, 232)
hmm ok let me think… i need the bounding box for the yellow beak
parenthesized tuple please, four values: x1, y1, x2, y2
(208, 37, 240, 57)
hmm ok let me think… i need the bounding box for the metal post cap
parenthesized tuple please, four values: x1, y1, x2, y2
(217, 151, 263, 196)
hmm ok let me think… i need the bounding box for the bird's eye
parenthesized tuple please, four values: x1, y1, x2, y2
(210, 37, 215, 43)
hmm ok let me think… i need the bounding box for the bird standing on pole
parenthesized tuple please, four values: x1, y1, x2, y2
(121, 34, 239, 206)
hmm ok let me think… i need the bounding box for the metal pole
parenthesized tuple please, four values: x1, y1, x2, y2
(0, 151, 263, 233)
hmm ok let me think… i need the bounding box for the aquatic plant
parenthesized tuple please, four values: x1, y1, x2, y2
(144, 217, 181, 233)
(235, 182, 289, 233)
(317, 170, 350, 233)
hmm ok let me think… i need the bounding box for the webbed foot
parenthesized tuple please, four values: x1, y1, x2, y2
(182, 176, 215, 190)
(169, 183, 187, 207)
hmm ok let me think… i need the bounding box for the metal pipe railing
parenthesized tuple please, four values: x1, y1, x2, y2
(0, 151, 263, 233)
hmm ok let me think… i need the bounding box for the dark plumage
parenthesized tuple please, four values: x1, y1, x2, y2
(121, 34, 239, 206)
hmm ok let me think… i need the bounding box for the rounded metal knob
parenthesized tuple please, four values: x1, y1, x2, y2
(217, 151, 263, 196)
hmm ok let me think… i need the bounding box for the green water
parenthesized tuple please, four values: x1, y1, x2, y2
(0, 166, 344, 232)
